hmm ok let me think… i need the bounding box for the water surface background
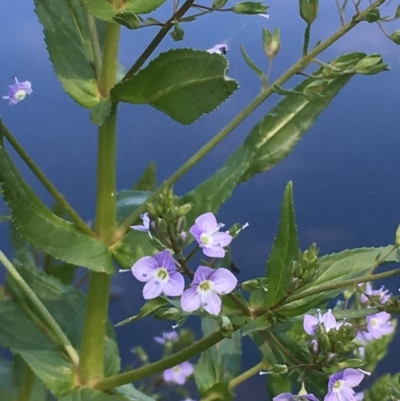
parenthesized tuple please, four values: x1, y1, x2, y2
(1, 1, 400, 399)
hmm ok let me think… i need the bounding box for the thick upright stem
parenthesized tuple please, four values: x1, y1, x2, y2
(79, 22, 120, 385)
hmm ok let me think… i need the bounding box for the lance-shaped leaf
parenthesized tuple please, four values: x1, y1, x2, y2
(112, 49, 238, 124)
(181, 54, 359, 224)
(265, 182, 298, 308)
(84, 0, 167, 21)
(1, 263, 120, 396)
(34, 0, 102, 108)
(0, 140, 114, 273)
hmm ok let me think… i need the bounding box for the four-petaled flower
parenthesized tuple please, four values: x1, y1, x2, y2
(154, 331, 179, 344)
(2, 77, 32, 104)
(163, 362, 194, 385)
(324, 369, 365, 401)
(181, 265, 237, 315)
(190, 212, 232, 258)
(360, 283, 390, 305)
(366, 311, 393, 339)
(131, 250, 184, 299)
(303, 310, 338, 335)
(273, 392, 319, 401)
(131, 212, 150, 233)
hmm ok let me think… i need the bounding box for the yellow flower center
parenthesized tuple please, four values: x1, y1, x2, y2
(200, 233, 210, 245)
(333, 379, 343, 390)
(15, 90, 27, 101)
(155, 268, 168, 282)
(370, 318, 377, 326)
(199, 280, 212, 292)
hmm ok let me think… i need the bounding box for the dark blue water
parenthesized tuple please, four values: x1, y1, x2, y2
(1, 1, 400, 398)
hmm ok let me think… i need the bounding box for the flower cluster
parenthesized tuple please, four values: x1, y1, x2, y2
(130, 212, 237, 315)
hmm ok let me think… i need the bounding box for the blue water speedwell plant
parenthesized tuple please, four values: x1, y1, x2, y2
(1, 1, 400, 401)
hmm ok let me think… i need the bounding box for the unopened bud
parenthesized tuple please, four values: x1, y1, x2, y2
(391, 30, 400, 45)
(175, 203, 192, 217)
(263, 28, 280, 59)
(365, 8, 380, 23)
(299, 0, 319, 25)
(355, 55, 389, 75)
(213, 0, 229, 8)
(395, 224, 400, 246)
(233, 1, 269, 14)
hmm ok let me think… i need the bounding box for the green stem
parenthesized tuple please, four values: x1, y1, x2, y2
(227, 293, 252, 317)
(0, 122, 95, 237)
(118, 0, 385, 234)
(303, 24, 311, 56)
(79, 22, 120, 385)
(279, 267, 400, 307)
(87, 12, 102, 78)
(94, 330, 227, 391)
(228, 360, 268, 390)
(122, 0, 195, 81)
(0, 251, 80, 366)
(19, 365, 35, 401)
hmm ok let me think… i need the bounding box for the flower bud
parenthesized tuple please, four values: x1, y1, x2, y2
(232, 1, 269, 14)
(365, 8, 380, 23)
(395, 224, 400, 246)
(355, 55, 389, 75)
(302, 80, 327, 102)
(263, 28, 280, 59)
(175, 203, 192, 217)
(213, 0, 229, 8)
(391, 30, 400, 45)
(270, 364, 288, 374)
(299, 0, 319, 25)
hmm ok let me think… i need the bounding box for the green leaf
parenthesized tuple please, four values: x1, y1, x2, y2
(242, 314, 271, 336)
(133, 162, 157, 191)
(113, 11, 141, 29)
(181, 54, 356, 224)
(266, 375, 292, 401)
(34, 0, 102, 108)
(115, 297, 171, 327)
(194, 318, 241, 394)
(111, 49, 238, 124)
(280, 245, 399, 316)
(59, 388, 125, 401)
(0, 263, 120, 396)
(265, 182, 298, 308)
(115, 384, 157, 401)
(0, 138, 114, 273)
(90, 99, 113, 125)
(84, 0, 167, 21)
(10, 222, 35, 266)
(232, 2, 269, 14)
(170, 22, 185, 41)
(116, 190, 152, 224)
(240, 45, 268, 87)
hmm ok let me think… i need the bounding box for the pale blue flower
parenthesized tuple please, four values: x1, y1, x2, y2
(131, 250, 184, 299)
(190, 212, 232, 258)
(163, 362, 193, 385)
(360, 283, 390, 304)
(2, 77, 32, 104)
(324, 369, 365, 401)
(131, 212, 150, 232)
(303, 310, 338, 335)
(154, 331, 179, 344)
(366, 312, 393, 339)
(181, 265, 237, 315)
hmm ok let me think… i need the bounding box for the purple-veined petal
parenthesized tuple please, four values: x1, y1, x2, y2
(163, 271, 185, 297)
(181, 288, 202, 312)
(210, 268, 237, 294)
(322, 310, 337, 332)
(203, 245, 226, 258)
(154, 250, 176, 272)
(192, 265, 213, 285)
(328, 371, 343, 392)
(131, 256, 158, 282)
(342, 368, 364, 387)
(209, 231, 232, 247)
(143, 280, 163, 299)
(201, 290, 222, 315)
(193, 212, 218, 233)
(303, 315, 319, 335)
(305, 395, 319, 401)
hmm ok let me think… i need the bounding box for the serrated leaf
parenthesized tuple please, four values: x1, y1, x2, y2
(115, 384, 157, 401)
(181, 54, 356, 225)
(84, 0, 167, 21)
(265, 182, 298, 308)
(133, 162, 157, 191)
(59, 388, 126, 401)
(1, 263, 120, 396)
(112, 49, 238, 124)
(0, 137, 114, 273)
(34, 0, 102, 108)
